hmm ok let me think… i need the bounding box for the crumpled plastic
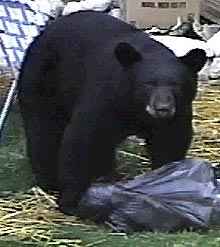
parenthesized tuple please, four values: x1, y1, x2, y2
(77, 159, 220, 233)
(150, 30, 220, 80)
(151, 35, 214, 58)
(62, 0, 111, 15)
(62, 0, 121, 19)
(207, 31, 220, 57)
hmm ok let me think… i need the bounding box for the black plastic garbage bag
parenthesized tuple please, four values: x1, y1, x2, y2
(77, 159, 220, 233)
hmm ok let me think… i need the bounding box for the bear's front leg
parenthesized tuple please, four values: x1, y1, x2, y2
(149, 111, 193, 169)
(57, 95, 122, 215)
(57, 119, 93, 215)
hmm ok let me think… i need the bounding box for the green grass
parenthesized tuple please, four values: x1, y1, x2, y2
(1, 107, 220, 246)
(2, 227, 220, 247)
(0, 108, 34, 193)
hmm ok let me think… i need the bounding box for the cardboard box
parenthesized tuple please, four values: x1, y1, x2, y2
(121, 0, 201, 28)
(201, 0, 220, 24)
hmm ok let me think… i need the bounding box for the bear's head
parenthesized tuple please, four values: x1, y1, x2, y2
(115, 42, 207, 120)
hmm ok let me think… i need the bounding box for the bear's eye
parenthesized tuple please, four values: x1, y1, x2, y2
(144, 83, 155, 90)
(144, 81, 155, 86)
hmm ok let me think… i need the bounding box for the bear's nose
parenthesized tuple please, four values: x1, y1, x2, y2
(154, 103, 175, 118)
(146, 102, 175, 119)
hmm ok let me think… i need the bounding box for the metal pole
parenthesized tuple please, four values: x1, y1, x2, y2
(0, 78, 18, 140)
(0, 38, 18, 141)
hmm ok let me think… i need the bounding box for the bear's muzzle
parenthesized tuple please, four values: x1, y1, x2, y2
(145, 87, 176, 119)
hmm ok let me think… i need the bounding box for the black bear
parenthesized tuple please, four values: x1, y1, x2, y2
(18, 11, 207, 215)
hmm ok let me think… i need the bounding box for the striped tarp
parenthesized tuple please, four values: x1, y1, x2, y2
(0, 0, 62, 73)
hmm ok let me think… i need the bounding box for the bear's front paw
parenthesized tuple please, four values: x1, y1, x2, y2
(58, 192, 80, 215)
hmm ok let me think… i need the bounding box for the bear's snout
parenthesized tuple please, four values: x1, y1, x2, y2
(146, 88, 176, 119)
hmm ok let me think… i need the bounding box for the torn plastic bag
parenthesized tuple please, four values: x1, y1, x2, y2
(77, 159, 220, 233)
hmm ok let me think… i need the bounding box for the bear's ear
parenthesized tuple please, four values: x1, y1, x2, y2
(114, 42, 142, 67)
(179, 48, 207, 73)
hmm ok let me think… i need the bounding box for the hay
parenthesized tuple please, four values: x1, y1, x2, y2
(0, 187, 88, 246)
(0, 75, 13, 101)
(190, 80, 220, 164)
